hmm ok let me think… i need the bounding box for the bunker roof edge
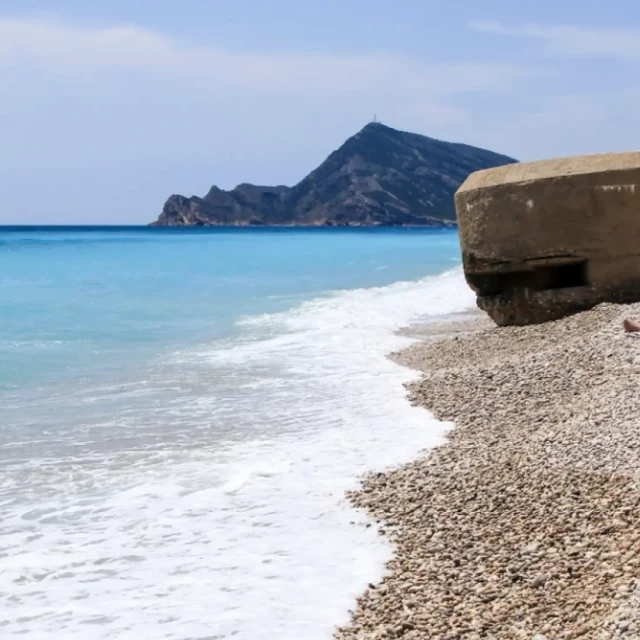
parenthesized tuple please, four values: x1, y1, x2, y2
(457, 150, 640, 193)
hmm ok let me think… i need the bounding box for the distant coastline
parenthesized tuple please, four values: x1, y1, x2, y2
(150, 122, 515, 227)
(148, 221, 459, 228)
(1, 224, 458, 231)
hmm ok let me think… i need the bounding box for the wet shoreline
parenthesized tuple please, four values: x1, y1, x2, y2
(336, 303, 640, 639)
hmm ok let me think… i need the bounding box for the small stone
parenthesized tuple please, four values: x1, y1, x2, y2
(530, 573, 548, 589)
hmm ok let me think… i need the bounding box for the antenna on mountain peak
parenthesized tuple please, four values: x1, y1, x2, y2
(372, 113, 378, 123)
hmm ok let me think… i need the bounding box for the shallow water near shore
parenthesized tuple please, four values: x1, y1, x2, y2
(0, 227, 474, 639)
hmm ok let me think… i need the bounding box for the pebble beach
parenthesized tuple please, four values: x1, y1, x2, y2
(336, 302, 640, 640)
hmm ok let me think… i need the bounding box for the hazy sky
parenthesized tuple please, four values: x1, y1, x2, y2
(2, 1, 640, 224)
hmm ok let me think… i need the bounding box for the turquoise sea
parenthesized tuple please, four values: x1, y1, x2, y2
(1, 227, 474, 639)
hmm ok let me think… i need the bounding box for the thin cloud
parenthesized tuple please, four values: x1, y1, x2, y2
(470, 20, 640, 58)
(0, 17, 533, 96)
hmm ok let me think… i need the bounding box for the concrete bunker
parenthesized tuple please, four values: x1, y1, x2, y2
(455, 152, 640, 325)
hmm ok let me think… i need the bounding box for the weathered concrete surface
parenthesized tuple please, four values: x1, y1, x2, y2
(455, 152, 640, 325)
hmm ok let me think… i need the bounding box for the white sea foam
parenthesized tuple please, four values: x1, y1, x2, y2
(0, 268, 474, 639)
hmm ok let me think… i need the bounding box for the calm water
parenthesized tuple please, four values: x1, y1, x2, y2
(0, 227, 473, 639)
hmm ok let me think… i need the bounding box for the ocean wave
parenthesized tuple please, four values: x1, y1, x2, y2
(0, 266, 475, 639)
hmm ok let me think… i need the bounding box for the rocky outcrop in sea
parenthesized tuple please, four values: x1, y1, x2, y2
(151, 123, 516, 227)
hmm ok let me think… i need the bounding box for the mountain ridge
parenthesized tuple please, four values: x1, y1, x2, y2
(151, 123, 517, 227)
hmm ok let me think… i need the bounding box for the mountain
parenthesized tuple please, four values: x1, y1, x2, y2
(151, 123, 517, 227)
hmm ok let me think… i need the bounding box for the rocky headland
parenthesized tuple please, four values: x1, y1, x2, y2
(336, 302, 640, 639)
(151, 123, 515, 227)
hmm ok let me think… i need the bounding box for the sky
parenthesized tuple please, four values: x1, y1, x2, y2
(2, 0, 640, 224)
